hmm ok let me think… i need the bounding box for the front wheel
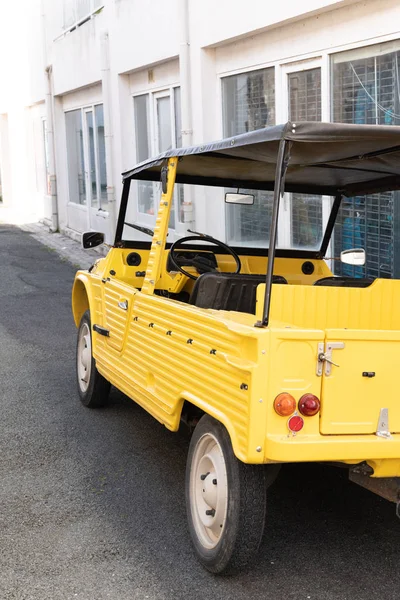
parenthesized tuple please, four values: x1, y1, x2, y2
(185, 415, 267, 574)
(76, 310, 110, 408)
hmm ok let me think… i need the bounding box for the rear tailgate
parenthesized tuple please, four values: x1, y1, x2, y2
(320, 329, 400, 435)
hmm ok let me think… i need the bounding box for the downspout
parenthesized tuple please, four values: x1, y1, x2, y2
(178, 0, 194, 226)
(178, 0, 192, 148)
(42, 0, 58, 231)
(100, 31, 116, 242)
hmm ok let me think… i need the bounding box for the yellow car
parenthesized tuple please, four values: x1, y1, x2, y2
(72, 121, 400, 573)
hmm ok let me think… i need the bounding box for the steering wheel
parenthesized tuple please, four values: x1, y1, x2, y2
(169, 233, 241, 280)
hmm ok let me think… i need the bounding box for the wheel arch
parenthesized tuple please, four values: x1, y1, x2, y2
(178, 397, 246, 463)
(72, 275, 91, 328)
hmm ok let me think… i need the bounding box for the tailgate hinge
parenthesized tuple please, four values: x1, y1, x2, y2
(316, 342, 345, 376)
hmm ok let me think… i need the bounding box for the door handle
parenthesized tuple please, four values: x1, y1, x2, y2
(118, 299, 128, 310)
(318, 352, 340, 368)
(316, 342, 345, 376)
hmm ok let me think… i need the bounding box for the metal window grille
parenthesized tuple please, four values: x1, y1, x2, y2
(332, 44, 400, 278)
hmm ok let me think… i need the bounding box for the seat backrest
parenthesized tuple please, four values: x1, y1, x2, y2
(313, 276, 374, 288)
(190, 272, 287, 313)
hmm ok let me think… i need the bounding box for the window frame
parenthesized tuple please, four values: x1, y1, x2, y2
(219, 66, 277, 247)
(280, 59, 332, 256)
(64, 103, 108, 214)
(132, 85, 184, 235)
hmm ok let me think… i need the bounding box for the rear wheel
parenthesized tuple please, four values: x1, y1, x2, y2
(76, 310, 110, 408)
(185, 415, 267, 574)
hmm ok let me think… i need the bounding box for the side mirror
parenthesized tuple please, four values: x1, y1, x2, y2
(340, 248, 366, 266)
(225, 192, 255, 205)
(82, 231, 105, 249)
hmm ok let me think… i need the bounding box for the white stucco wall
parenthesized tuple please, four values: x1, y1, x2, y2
(1, 0, 400, 236)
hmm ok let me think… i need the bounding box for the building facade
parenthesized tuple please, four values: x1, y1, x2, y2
(1, 0, 400, 277)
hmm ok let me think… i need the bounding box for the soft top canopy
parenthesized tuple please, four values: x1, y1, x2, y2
(123, 121, 400, 197)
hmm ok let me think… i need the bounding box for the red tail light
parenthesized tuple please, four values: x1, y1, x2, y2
(274, 393, 296, 417)
(298, 394, 320, 417)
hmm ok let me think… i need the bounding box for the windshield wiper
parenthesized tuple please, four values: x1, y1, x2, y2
(124, 222, 154, 237)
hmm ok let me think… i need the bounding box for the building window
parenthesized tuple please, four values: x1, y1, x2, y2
(288, 68, 321, 122)
(332, 40, 400, 278)
(222, 68, 275, 137)
(63, 0, 103, 32)
(133, 94, 153, 217)
(222, 68, 275, 246)
(65, 104, 107, 209)
(288, 67, 323, 249)
(66, 109, 86, 205)
(133, 87, 183, 228)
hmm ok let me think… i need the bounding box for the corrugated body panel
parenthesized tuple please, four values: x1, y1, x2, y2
(261, 280, 400, 330)
(102, 282, 134, 351)
(96, 293, 260, 459)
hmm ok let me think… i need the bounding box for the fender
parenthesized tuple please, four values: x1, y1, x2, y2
(71, 272, 92, 328)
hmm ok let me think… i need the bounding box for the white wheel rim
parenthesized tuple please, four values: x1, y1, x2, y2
(77, 322, 91, 393)
(189, 432, 228, 550)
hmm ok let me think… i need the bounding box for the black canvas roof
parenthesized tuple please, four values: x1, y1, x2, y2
(122, 121, 400, 197)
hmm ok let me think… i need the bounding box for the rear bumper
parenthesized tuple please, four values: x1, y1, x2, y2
(265, 433, 400, 463)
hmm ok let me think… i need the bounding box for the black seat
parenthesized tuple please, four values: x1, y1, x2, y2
(313, 276, 374, 288)
(190, 272, 287, 313)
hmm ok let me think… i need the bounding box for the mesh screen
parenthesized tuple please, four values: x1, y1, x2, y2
(332, 45, 400, 278)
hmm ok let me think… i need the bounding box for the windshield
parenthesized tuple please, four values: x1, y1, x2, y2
(120, 182, 329, 252)
(225, 190, 327, 250)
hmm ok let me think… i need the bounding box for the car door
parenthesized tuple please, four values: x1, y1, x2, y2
(102, 278, 136, 352)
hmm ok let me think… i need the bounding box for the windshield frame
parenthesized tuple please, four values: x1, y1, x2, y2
(114, 177, 341, 260)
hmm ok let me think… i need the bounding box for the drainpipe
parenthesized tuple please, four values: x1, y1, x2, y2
(42, 0, 58, 231)
(178, 0, 194, 227)
(179, 0, 193, 148)
(44, 66, 58, 232)
(100, 31, 116, 243)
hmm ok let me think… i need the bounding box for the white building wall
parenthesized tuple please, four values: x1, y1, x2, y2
(0, 0, 400, 240)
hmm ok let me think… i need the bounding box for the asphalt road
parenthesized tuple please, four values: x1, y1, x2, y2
(1, 224, 399, 600)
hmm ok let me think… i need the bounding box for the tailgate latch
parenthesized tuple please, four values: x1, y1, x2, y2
(316, 342, 345, 376)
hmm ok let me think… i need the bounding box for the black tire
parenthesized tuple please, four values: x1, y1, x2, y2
(185, 414, 267, 574)
(76, 310, 110, 408)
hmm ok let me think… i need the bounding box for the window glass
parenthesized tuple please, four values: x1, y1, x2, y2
(332, 40, 400, 278)
(222, 68, 275, 245)
(289, 67, 323, 248)
(334, 195, 395, 279)
(132, 89, 183, 226)
(95, 104, 107, 206)
(156, 95, 175, 227)
(173, 87, 185, 224)
(174, 87, 182, 148)
(134, 94, 153, 215)
(288, 68, 321, 121)
(222, 68, 275, 137)
(134, 95, 150, 162)
(86, 110, 97, 204)
(65, 109, 86, 205)
(121, 184, 324, 251)
(156, 96, 172, 153)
